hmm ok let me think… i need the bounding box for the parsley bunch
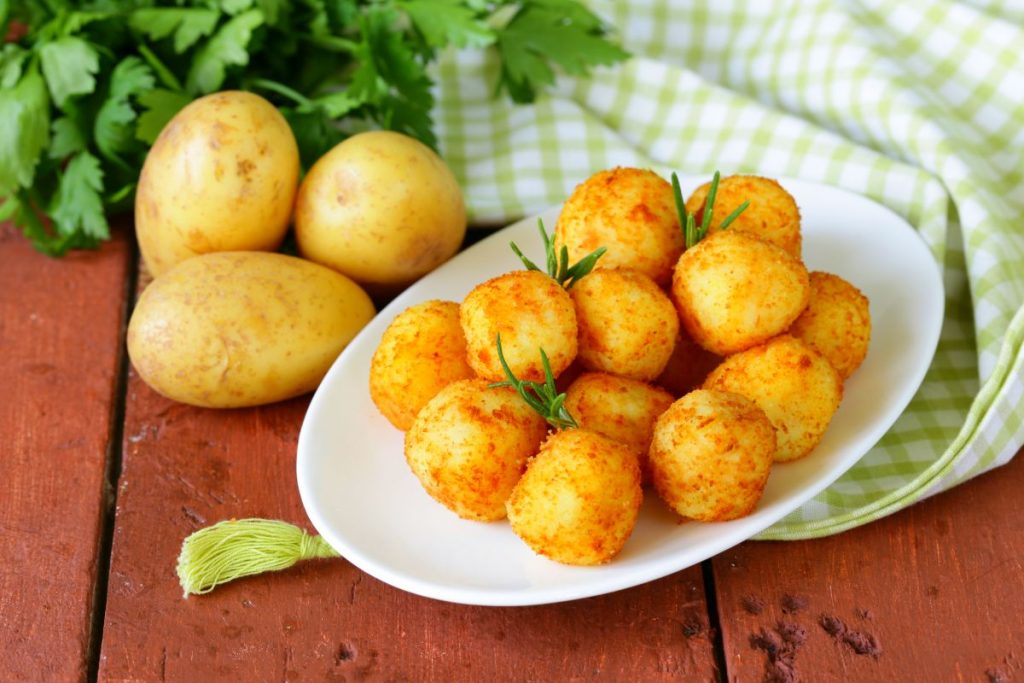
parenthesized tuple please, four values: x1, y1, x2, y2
(0, 1, 628, 255)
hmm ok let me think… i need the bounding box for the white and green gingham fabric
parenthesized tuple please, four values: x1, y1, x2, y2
(431, 0, 1024, 539)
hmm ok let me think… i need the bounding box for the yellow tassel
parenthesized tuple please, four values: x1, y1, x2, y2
(176, 519, 339, 597)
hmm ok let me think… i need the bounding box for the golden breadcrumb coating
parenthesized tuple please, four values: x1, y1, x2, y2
(672, 230, 810, 356)
(789, 271, 871, 380)
(460, 270, 577, 382)
(507, 429, 642, 565)
(370, 300, 475, 430)
(704, 335, 842, 462)
(649, 389, 776, 521)
(555, 167, 684, 286)
(686, 175, 802, 258)
(564, 372, 675, 484)
(571, 269, 678, 381)
(404, 379, 548, 521)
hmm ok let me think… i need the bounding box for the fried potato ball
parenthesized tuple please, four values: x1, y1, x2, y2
(655, 328, 723, 397)
(703, 335, 842, 462)
(370, 300, 475, 431)
(671, 230, 810, 356)
(649, 389, 776, 521)
(686, 175, 802, 258)
(570, 269, 678, 381)
(507, 429, 642, 565)
(555, 167, 684, 286)
(460, 270, 577, 382)
(564, 372, 675, 483)
(404, 379, 548, 521)
(789, 271, 871, 380)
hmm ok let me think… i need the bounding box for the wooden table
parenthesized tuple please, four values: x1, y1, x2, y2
(3, 221, 1022, 683)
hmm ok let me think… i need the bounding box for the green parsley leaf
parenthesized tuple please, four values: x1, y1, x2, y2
(309, 90, 365, 118)
(0, 67, 50, 196)
(186, 8, 264, 95)
(354, 5, 435, 145)
(398, 0, 494, 50)
(1, 43, 28, 89)
(281, 107, 346, 169)
(221, 0, 254, 15)
(496, 2, 629, 102)
(135, 89, 193, 144)
(13, 191, 62, 255)
(63, 11, 115, 36)
(0, 194, 17, 223)
(49, 151, 108, 243)
(39, 37, 101, 108)
(50, 117, 86, 159)
(129, 8, 221, 54)
(255, 0, 289, 26)
(95, 57, 156, 161)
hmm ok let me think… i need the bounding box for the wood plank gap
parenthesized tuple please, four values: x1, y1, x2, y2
(701, 559, 729, 682)
(85, 238, 139, 683)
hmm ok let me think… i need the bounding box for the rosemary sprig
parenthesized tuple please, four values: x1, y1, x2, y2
(510, 220, 606, 289)
(671, 170, 751, 248)
(488, 334, 577, 429)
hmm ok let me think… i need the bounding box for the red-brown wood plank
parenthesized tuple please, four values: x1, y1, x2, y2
(99, 379, 719, 681)
(713, 446, 1024, 683)
(0, 223, 131, 681)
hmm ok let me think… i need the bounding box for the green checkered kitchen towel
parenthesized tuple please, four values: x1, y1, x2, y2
(431, 0, 1024, 539)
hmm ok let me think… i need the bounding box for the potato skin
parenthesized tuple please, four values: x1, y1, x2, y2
(565, 372, 674, 484)
(703, 335, 842, 462)
(686, 175, 802, 258)
(135, 91, 299, 277)
(294, 131, 466, 292)
(507, 429, 642, 565)
(570, 269, 678, 381)
(127, 252, 375, 408)
(370, 300, 475, 431)
(404, 380, 548, 521)
(649, 390, 775, 521)
(460, 270, 577, 382)
(789, 271, 871, 379)
(555, 167, 684, 286)
(671, 230, 810, 356)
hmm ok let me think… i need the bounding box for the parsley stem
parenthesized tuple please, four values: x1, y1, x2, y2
(247, 78, 313, 107)
(137, 43, 182, 91)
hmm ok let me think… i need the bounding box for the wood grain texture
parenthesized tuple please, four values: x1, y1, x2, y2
(99, 379, 719, 682)
(0, 223, 130, 682)
(712, 446, 1024, 683)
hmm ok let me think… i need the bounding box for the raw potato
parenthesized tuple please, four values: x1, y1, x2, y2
(135, 91, 300, 277)
(655, 328, 722, 398)
(789, 271, 871, 379)
(295, 131, 466, 292)
(672, 230, 810, 356)
(404, 380, 548, 521)
(686, 175, 802, 258)
(570, 269, 678, 381)
(370, 300, 475, 431)
(649, 390, 776, 521)
(507, 429, 642, 565)
(704, 335, 843, 462)
(127, 252, 375, 408)
(555, 167, 684, 286)
(564, 372, 674, 483)
(460, 270, 577, 382)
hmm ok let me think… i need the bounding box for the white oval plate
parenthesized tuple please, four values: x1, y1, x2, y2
(297, 177, 944, 606)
